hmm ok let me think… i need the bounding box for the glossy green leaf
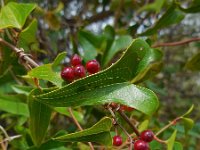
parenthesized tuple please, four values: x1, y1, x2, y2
(181, 105, 194, 117)
(28, 89, 52, 146)
(102, 35, 132, 67)
(0, 94, 29, 117)
(185, 53, 200, 71)
(78, 30, 104, 61)
(140, 4, 185, 36)
(173, 142, 183, 150)
(18, 19, 38, 51)
(166, 130, 177, 150)
(181, 117, 194, 134)
(27, 52, 66, 87)
(53, 117, 112, 146)
(0, 2, 36, 29)
(103, 25, 115, 51)
(33, 39, 160, 115)
(138, 0, 165, 13)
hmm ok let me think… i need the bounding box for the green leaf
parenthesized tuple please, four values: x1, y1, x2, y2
(177, 0, 200, 13)
(140, 4, 185, 36)
(102, 35, 132, 67)
(27, 52, 66, 87)
(137, 0, 165, 13)
(18, 19, 38, 51)
(138, 119, 150, 132)
(173, 142, 183, 150)
(181, 105, 194, 117)
(185, 53, 200, 71)
(181, 117, 194, 134)
(0, 93, 29, 117)
(166, 130, 177, 150)
(78, 30, 104, 61)
(28, 89, 52, 146)
(33, 39, 160, 115)
(103, 25, 115, 51)
(53, 117, 112, 146)
(0, 2, 36, 29)
(12, 85, 33, 96)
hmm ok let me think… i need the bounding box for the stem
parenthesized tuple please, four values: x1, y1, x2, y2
(152, 37, 200, 48)
(67, 108, 94, 150)
(117, 109, 140, 137)
(108, 108, 133, 150)
(0, 38, 39, 68)
(153, 135, 167, 144)
(155, 117, 180, 136)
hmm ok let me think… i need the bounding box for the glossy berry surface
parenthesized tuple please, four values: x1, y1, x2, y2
(134, 140, 149, 150)
(71, 54, 82, 66)
(86, 60, 100, 74)
(113, 135, 123, 146)
(61, 67, 75, 82)
(140, 130, 154, 142)
(74, 65, 86, 78)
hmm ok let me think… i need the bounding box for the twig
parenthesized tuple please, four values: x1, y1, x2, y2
(117, 109, 140, 136)
(0, 38, 39, 68)
(67, 108, 94, 150)
(108, 108, 133, 150)
(155, 117, 180, 136)
(152, 37, 200, 48)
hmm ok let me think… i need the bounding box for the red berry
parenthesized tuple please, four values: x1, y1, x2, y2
(120, 105, 134, 112)
(71, 54, 82, 66)
(74, 65, 86, 78)
(140, 130, 154, 143)
(86, 60, 100, 74)
(134, 140, 149, 150)
(61, 67, 75, 82)
(113, 135, 123, 146)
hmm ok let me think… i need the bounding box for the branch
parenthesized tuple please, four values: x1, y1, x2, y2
(152, 37, 200, 48)
(68, 108, 94, 150)
(0, 38, 39, 68)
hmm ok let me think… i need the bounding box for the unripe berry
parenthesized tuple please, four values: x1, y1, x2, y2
(140, 130, 154, 143)
(134, 140, 149, 150)
(74, 65, 86, 78)
(71, 54, 82, 66)
(86, 60, 100, 74)
(113, 135, 123, 146)
(61, 67, 75, 82)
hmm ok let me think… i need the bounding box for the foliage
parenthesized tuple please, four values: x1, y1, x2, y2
(0, 0, 200, 150)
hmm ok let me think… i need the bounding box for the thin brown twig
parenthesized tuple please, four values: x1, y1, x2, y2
(152, 37, 200, 48)
(67, 108, 94, 150)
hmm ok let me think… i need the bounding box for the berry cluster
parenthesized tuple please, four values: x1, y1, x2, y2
(112, 130, 154, 149)
(61, 54, 100, 82)
(134, 130, 154, 150)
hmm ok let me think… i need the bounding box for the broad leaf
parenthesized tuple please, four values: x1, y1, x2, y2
(28, 89, 52, 146)
(185, 52, 200, 71)
(18, 19, 38, 51)
(173, 142, 183, 150)
(27, 52, 66, 87)
(78, 30, 104, 61)
(0, 2, 36, 29)
(181, 117, 194, 134)
(102, 35, 132, 67)
(138, 0, 165, 13)
(166, 130, 177, 150)
(53, 117, 112, 146)
(140, 4, 184, 36)
(0, 93, 29, 117)
(33, 39, 160, 115)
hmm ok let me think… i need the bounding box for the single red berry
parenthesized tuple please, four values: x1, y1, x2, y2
(140, 130, 154, 143)
(113, 135, 123, 146)
(71, 54, 82, 66)
(74, 65, 86, 78)
(134, 140, 149, 150)
(120, 105, 134, 112)
(86, 59, 100, 74)
(61, 67, 75, 82)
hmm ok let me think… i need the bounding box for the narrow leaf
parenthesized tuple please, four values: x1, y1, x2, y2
(53, 117, 112, 146)
(28, 89, 52, 146)
(0, 2, 36, 29)
(181, 105, 194, 117)
(166, 130, 177, 150)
